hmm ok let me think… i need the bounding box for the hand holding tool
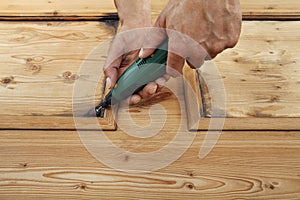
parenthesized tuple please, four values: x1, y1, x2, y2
(94, 40, 168, 118)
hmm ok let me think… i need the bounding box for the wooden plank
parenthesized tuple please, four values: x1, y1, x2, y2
(200, 21, 300, 119)
(0, 21, 298, 131)
(183, 65, 204, 130)
(192, 118, 300, 131)
(0, 130, 299, 199)
(0, 0, 117, 18)
(184, 21, 300, 130)
(0, 21, 116, 130)
(241, 0, 300, 19)
(0, 0, 299, 19)
(183, 66, 300, 131)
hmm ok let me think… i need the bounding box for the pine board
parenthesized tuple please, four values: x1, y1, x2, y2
(184, 21, 300, 130)
(184, 69, 300, 131)
(0, 130, 299, 199)
(0, 0, 299, 19)
(0, 21, 116, 130)
(241, 0, 300, 19)
(200, 21, 300, 119)
(0, 21, 299, 131)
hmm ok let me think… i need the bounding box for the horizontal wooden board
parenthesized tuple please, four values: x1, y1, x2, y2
(241, 0, 300, 19)
(0, 0, 299, 19)
(198, 21, 300, 119)
(184, 21, 300, 130)
(183, 67, 300, 131)
(0, 21, 116, 130)
(0, 130, 299, 199)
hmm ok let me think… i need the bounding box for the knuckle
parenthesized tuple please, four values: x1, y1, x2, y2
(208, 41, 226, 58)
(227, 33, 240, 48)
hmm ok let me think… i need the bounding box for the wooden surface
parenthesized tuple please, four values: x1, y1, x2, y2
(183, 67, 300, 131)
(241, 0, 300, 19)
(0, 0, 299, 19)
(183, 65, 204, 130)
(0, 21, 116, 130)
(0, 21, 299, 130)
(0, 1, 299, 199)
(199, 21, 300, 119)
(0, 130, 299, 199)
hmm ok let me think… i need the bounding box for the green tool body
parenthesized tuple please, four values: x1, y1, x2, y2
(95, 41, 168, 117)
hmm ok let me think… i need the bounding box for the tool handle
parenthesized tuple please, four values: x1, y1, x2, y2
(111, 41, 168, 103)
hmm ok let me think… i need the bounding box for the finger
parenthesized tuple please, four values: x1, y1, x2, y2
(104, 57, 122, 89)
(186, 55, 205, 69)
(118, 50, 139, 74)
(166, 52, 185, 77)
(139, 16, 167, 58)
(138, 82, 158, 99)
(129, 94, 142, 105)
(164, 35, 186, 77)
(185, 42, 208, 69)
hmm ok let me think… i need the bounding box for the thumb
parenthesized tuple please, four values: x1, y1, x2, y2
(139, 16, 167, 58)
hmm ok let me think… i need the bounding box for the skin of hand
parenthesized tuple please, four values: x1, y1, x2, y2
(104, 0, 242, 105)
(104, 0, 170, 105)
(140, 0, 242, 76)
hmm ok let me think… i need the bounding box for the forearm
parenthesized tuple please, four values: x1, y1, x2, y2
(114, 0, 151, 28)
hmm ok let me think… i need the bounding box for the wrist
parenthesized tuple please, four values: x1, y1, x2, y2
(121, 17, 151, 30)
(115, 0, 151, 29)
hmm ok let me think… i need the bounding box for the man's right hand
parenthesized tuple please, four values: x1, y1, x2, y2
(104, 0, 169, 105)
(140, 0, 242, 76)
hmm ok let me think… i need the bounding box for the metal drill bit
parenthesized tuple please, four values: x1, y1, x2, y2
(85, 90, 112, 118)
(94, 90, 112, 118)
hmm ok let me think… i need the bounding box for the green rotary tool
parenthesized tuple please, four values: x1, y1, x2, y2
(95, 40, 168, 118)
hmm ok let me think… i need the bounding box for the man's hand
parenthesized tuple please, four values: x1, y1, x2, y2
(140, 0, 242, 76)
(104, 0, 242, 105)
(104, 0, 169, 105)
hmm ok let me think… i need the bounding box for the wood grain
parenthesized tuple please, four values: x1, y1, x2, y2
(183, 67, 300, 131)
(0, 21, 116, 130)
(0, 130, 299, 199)
(241, 0, 300, 19)
(199, 21, 300, 119)
(0, 0, 299, 19)
(183, 65, 204, 130)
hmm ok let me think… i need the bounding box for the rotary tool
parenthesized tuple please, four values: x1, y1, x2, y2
(94, 40, 168, 118)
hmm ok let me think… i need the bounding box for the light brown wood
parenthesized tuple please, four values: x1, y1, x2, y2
(191, 117, 300, 131)
(0, 0, 117, 18)
(0, 0, 299, 19)
(0, 130, 299, 199)
(241, 0, 300, 19)
(183, 65, 204, 130)
(200, 21, 300, 119)
(184, 66, 300, 131)
(0, 21, 116, 130)
(0, 1, 299, 200)
(1, 21, 299, 131)
(184, 21, 300, 130)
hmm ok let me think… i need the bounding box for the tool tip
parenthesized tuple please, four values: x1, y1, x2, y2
(95, 106, 106, 118)
(84, 105, 106, 118)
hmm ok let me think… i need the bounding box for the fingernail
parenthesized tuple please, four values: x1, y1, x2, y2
(106, 77, 112, 89)
(131, 96, 141, 104)
(139, 48, 144, 58)
(149, 84, 158, 94)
